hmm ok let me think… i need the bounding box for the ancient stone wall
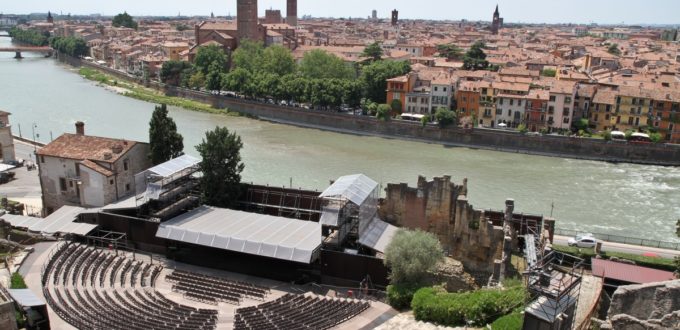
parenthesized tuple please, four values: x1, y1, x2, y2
(379, 176, 505, 274)
(598, 280, 680, 330)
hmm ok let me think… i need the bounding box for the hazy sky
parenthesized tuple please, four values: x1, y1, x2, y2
(3, 0, 680, 25)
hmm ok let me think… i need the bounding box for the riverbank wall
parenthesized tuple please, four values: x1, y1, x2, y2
(61, 55, 680, 166)
(171, 87, 680, 166)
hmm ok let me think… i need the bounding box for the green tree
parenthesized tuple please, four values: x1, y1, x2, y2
(574, 118, 589, 131)
(361, 42, 384, 61)
(231, 39, 265, 73)
(205, 62, 223, 92)
(160, 60, 192, 86)
(435, 107, 457, 128)
(359, 60, 411, 103)
(196, 127, 245, 208)
(9, 27, 49, 46)
(342, 80, 363, 109)
(194, 44, 228, 75)
(437, 43, 463, 60)
(649, 132, 662, 143)
(112, 12, 138, 30)
(376, 104, 391, 121)
(384, 229, 444, 285)
(463, 41, 489, 71)
(188, 72, 206, 90)
(299, 49, 355, 79)
(607, 43, 621, 56)
(149, 104, 184, 165)
(222, 67, 253, 95)
(261, 45, 296, 76)
(50, 36, 89, 57)
(517, 123, 528, 134)
(390, 99, 403, 114)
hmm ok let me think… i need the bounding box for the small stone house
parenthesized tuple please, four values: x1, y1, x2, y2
(36, 122, 151, 214)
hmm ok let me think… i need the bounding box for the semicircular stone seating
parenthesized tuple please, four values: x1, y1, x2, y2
(41, 242, 218, 330)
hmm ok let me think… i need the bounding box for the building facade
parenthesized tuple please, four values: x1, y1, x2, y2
(36, 122, 151, 214)
(0, 112, 15, 163)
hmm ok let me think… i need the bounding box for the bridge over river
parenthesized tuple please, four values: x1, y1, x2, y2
(0, 46, 53, 58)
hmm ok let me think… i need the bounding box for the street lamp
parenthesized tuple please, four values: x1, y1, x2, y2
(31, 122, 38, 153)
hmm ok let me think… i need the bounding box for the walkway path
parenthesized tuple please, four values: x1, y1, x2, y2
(553, 235, 680, 259)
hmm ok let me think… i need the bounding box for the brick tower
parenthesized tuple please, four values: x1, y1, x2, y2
(391, 9, 398, 26)
(237, 0, 259, 42)
(287, 0, 298, 26)
(491, 5, 500, 35)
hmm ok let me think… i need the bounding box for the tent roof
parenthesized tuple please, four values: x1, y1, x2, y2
(156, 206, 322, 264)
(8, 289, 45, 307)
(146, 154, 200, 178)
(28, 206, 98, 236)
(357, 217, 399, 253)
(319, 174, 378, 206)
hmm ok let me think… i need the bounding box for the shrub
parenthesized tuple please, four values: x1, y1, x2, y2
(517, 124, 528, 134)
(384, 229, 444, 285)
(603, 129, 612, 141)
(10, 272, 27, 289)
(412, 284, 527, 327)
(491, 310, 523, 330)
(386, 283, 419, 310)
(421, 114, 430, 127)
(434, 107, 456, 128)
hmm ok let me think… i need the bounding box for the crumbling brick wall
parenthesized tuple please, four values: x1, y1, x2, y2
(379, 176, 505, 274)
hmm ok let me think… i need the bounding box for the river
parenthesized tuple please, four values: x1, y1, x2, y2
(1, 32, 678, 242)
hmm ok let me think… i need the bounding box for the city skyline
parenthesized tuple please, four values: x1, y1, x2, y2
(2, 0, 680, 25)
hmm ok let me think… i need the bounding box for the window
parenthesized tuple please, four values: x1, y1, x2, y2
(59, 178, 67, 192)
(594, 114, 599, 121)
(75, 164, 80, 177)
(548, 106, 555, 114)
(126, 184, 131, 192)
(540, 114, 545, 121)
(499, 98, 504, 105)
(69, 181, 73, 188)
(496, 108, 502, 115)
(40, 156, 45, 163)
(518, 100, 523, 107)
(434, 87, 438, 92)
(123, 159, 129, 171)
(605, 114, 610, 120)
(443, 87, 447, 92)
(110, 179, 114, 185)
(565, 97, 572, 104)
(563, 108, 570, 117)
(606, 105, 611, 113)
(549, 95, 556, 102)
(510, 99, 514, 106)
(563, 117, 570, 124)
(628, 117, 634, 125)
(508, 109, 512, 116)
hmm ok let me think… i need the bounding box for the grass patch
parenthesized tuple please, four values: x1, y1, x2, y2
(386, 283, 420, 310)
(78, 67, 241, 116)
(491, 309, 523, 330)
(552, 245, 676, 272)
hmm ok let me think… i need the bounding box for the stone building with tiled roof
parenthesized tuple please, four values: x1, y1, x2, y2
(36, 122, 151, 214)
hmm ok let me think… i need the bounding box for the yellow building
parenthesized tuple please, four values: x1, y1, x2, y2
(590, 89, 617, 132)
(162, 42, 190, 61)
(611, 87, 653, 132)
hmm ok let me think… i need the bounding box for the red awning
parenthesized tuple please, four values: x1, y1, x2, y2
(591, 259, 675, 284)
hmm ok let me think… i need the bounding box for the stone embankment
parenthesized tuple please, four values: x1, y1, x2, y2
(62, 54, 680, 166)
(595, 280, 680, 329)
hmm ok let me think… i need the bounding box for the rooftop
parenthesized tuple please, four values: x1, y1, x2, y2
(591, 259, 676, 284)
(37, 133, 139, 163)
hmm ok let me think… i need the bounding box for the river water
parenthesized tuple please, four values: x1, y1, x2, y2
(1, 33, 679, 242)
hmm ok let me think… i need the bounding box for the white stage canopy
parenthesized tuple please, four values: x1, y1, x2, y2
(156, 206, 322, 264)
(0, 214, 42, 229)
(319, 174, 378, 206)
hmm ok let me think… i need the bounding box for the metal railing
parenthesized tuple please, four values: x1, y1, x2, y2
(554, 228, 680, 251)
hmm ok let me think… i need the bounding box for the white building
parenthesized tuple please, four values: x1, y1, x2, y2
(495, 94, 526, 127)
(548, 81, 577, 130)
(430, 79, 453, 112)
(36, 122, 151, 214)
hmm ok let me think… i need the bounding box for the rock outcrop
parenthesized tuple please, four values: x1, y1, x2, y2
(598, 280, 680, 329)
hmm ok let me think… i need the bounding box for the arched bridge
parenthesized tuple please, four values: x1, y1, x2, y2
(0, 46, 53, 58)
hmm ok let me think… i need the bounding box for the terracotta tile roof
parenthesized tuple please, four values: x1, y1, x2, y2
(80, 160, 114, 177)
(591, 259, 675, 284)
(37, 133, 138, 163)
(593, 90, 617, 104)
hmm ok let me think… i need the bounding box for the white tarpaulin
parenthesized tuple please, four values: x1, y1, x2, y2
(0, 214, 42, 229)
(156, 206, 322, 264)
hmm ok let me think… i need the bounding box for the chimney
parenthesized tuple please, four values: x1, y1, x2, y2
(75, 121, 85, 135)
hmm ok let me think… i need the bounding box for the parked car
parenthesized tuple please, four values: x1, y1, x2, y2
(567, 234, 598, 248)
